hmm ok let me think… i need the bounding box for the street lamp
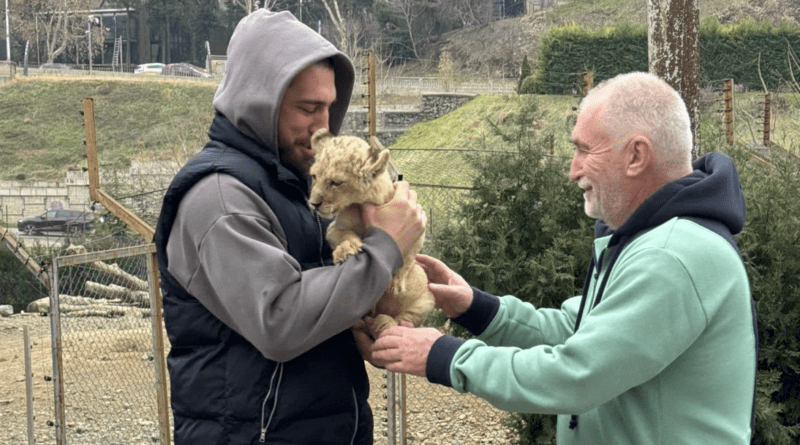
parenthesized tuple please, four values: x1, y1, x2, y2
(86, 15, 99, 73)
(5, 0, 11, 61)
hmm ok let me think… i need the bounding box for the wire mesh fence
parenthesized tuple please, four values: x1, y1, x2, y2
(48, 243, 170, 445)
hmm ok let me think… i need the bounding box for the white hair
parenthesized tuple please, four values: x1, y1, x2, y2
(580, 71, 693, 173)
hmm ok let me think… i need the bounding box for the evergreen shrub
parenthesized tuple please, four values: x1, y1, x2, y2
(430, 96, 593, 443)
(723, 142, 800, 445)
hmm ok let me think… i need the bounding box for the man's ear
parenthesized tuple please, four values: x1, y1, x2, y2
(625, 135, 653, 177)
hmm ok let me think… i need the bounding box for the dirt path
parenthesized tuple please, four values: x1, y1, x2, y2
(1, 313, 515, 444)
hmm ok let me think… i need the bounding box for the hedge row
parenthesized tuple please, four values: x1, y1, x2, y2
(522, 18, 800, 94)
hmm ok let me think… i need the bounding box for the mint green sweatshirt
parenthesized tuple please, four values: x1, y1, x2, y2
(426, 153, 756, 444)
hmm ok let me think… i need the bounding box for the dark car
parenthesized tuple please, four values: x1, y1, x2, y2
(161, 63, 212, 78)
(17, 209, 96, 235)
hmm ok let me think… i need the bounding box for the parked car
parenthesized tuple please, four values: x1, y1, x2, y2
(41, 63, 73, 70)
(133, 63, 165, 75)
(161, 63, 212, 78)
(17, 209, 96, 235)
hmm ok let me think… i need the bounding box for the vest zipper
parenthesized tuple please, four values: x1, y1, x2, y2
(315, 212, 325, 264)
(259, 362, 284, 442)
(350, 388, 359, 445)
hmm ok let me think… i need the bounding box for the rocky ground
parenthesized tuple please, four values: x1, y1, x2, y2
(0, 312, 516, 445)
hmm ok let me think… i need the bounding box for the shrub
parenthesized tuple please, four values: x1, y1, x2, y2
(725, 144, 800, 445)
(430, 96, 593, 443)
(0, 247, 49, 313)
(518, 55, 532, 94)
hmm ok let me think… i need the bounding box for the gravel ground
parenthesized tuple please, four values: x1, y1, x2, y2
(0, 312, 516, 444)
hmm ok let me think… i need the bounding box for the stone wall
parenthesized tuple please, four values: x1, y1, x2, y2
(0, 161, 180, 227)
(341, 93, 475, 146)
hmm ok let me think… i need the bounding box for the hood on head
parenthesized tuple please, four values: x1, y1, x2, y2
(212, 10, 354, 153)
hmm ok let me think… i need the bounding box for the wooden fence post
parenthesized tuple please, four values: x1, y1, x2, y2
(723, 79, 734, 146)
(763, 93, 770, 146)
(583, 72, 593, 94)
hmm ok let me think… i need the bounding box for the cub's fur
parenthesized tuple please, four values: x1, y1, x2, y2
(308, 129, 435, 336)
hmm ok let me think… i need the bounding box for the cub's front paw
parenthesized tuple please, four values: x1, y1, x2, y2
(333, 239, 363, 264)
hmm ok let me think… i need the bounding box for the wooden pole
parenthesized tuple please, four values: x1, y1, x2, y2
(83, 98, 101, 202)
(368, 51, 377, 138)
(24, 326, 35, 445)
(147, 248, 172, 445)
(723, 79, 734, 146)
(583, 72, 593, 94)
(83, 98, 155, 241)
(763, 93, 770, 146)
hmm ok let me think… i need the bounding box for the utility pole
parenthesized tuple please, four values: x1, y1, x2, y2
(88, 17, 93, 73)
(5, 0, 10, 61)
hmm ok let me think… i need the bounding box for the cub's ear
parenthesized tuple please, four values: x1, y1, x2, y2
(311, 128, 333, 154)
(362, 148, 390, 180)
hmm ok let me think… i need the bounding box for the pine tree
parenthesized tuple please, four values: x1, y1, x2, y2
(517, 55, 532, 94)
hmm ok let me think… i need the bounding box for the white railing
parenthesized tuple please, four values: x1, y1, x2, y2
(355, 76, 517, 96)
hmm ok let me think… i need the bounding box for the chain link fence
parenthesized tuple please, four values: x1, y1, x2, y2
(47, 242, 170, 445)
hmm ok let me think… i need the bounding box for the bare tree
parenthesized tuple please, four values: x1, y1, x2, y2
(433, 0, 493, 28)
(11, 0, 96, 63)
(320, 0, 363, 64)
(384, 0, 423, 60)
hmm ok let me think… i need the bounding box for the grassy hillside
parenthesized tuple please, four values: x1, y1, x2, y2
(0, 77, 216, 181)
(1, 76, 798, 185)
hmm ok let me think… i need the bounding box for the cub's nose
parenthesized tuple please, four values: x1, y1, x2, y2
(309, 200, 321, 211)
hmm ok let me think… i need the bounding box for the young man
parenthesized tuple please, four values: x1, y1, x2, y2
(373, 71, 757, 445)
(154, 10, 425, 444)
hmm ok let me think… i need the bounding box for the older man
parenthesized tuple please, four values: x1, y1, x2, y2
(373, 71, 756, 445)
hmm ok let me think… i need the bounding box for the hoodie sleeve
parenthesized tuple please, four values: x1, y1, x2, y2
(431, 246, 708, 415)
(166, 173, 402, 362)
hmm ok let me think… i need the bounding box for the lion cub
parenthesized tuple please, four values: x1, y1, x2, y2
(308, 128, 435, 336)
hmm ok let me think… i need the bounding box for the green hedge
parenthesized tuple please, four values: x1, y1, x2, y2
(522, 18, 800, 94)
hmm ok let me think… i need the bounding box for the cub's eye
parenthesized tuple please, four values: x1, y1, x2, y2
(328, 180, 343, 188)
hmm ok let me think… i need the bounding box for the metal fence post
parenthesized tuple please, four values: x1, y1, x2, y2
(48, 255, 66, 445)
(23, 326, 35, 445)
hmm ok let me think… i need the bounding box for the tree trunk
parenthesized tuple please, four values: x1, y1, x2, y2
(648, 0, 699, 158)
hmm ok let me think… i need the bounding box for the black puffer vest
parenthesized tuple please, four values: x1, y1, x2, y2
(154, 114, 373, 445)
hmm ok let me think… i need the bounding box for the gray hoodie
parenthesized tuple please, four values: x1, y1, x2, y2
(212, 9, 354, 149)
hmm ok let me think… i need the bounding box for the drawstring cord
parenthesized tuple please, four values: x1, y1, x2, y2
(259, 362, 284, 442)
(569, 237, 627, 430)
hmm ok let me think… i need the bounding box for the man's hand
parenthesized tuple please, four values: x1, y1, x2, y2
(372, 326, 443, 377)
(416, 254, 473, 319)
(363, 181, 426, 258)
(354, 317, 413, 368)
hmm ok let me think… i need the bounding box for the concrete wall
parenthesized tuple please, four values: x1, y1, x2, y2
(0, 61, 15, 87)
